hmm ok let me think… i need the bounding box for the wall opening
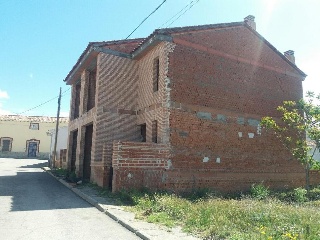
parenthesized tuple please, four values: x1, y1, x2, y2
(73, 82, 81, 119)
(87, 70, 96, 111)
(108, 166, 113, 190)
(70, 130, 78, 172)
(140, 124, 146, 142)
(153, 57, 160, 92)
(0, 137, 13, 152)
(26, 139, 40, 158)
(83, 124, 93, 182)
(152, 120, 158, 143)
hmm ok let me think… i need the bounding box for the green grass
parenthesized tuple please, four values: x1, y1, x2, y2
(50, 171, 320, 239)
(120, 187, 320, 239)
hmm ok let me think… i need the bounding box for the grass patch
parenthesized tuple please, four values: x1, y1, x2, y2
(48, 171, 320, 239)
(50, 168, 68, 178)
(122, 186, 320, 239)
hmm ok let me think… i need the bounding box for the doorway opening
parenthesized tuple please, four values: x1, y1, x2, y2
(70, 130, 78, 172)
(83, 124, 93, 182)
(26, 139, 40, 158)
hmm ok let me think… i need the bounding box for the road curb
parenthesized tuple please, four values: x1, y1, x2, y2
(42, 167, 151, 240)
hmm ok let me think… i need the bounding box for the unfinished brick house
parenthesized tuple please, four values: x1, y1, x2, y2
(64, 15, 319, 193)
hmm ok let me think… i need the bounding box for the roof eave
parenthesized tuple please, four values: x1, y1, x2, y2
(131, 34, 173, 59)
(243, 24, 307, 79)
(64, 44, 95, 85)
(64, 44, 133, 85)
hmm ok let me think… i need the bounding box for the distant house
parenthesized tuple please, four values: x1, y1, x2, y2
(64, 15, 320, 192)
(47, 126, 68, 168)
(0, 115, 68, 159)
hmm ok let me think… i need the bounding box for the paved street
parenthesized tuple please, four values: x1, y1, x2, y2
(0, 158, 140, 240)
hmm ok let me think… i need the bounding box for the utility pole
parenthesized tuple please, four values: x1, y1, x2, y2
(52, 87, 61, 169)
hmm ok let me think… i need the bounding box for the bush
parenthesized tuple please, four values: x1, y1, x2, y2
(51, 168, 68, 177)
(66, 171, 79, 183)
(292, 187, 308, 203)
(250, 183, 270, 200)
(307, 187, 320, 200)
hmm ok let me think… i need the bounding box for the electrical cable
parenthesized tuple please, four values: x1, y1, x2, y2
(14, 87, 71, 115)
(159, 1, 193, 28)
(125, 0, 167, 39)
(162, 0, 200, 28)
(12, 0, 171, 116)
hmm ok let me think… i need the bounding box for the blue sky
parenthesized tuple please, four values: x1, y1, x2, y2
(0, 0, 319, 117)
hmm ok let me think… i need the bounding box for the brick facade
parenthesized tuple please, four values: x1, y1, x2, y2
(64, 17, 318, 193)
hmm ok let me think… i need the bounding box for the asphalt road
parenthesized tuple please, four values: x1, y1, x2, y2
(0, 158, 141, 240)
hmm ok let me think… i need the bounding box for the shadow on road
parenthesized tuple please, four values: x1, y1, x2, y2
(0, 162, 91, 212)
(19, 161, 48, 169)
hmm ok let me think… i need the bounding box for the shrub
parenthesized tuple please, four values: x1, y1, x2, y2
(307, 187, 320, 200)
(250, 183, 270, 200)
(66, 170, 78, 183)
(292, 187, 308, 203)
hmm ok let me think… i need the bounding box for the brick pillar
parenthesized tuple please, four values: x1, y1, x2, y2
(80, 70, 90, 116)
(66, 130, 73, 171)
(76, 125, 86, 177)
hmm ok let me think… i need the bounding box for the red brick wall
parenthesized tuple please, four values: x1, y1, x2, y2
(112, 141, 170, 191)
(136, 42, 175, 144)
(310, 170, 320, 187)
(163, 26, 306, 193)
(91, 53, 140, 187)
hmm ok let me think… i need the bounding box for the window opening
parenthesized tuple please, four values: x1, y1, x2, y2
(140, 124, 146, 142)
(153, 57, 160, 92)
(152, 120, 158, 143)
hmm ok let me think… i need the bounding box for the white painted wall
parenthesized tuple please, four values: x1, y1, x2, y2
(48, 126, 68, 159)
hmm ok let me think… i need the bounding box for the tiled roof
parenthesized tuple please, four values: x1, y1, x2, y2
(64, 18, 307, 83)
(0, 115, 69, 123)
(64, 39, 144, 83)
(130, 22, 243, 53)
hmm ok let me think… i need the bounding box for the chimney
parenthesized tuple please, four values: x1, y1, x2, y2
(244, 15, 256, 30)
(284, 50, 295, 64)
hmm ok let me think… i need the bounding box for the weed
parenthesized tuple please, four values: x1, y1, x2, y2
(292, 188, 308, 203)
(51, 168, 68, 178)
(119, 187, 320, 239)
(250, 183, 270, 200)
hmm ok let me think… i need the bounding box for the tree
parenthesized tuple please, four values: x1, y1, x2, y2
(261, 92, 320, 191)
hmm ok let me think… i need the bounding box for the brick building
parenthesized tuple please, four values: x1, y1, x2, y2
(64, 16, 319, 193)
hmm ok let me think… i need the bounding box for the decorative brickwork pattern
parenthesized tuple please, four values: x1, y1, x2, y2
(65, 20, 317, 193)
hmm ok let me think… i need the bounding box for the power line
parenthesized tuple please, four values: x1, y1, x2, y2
(161, 0, 200, 28)
(159, 1, 192, 28)
(14, 87, 70, 115)
(11, 1, 169, 116)
(13, 0, 199, 116)
(125, 0, 167, 39)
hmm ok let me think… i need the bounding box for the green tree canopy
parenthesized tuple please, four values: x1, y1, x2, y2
(261, 92, 320, 191)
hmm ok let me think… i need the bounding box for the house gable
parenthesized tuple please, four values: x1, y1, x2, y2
(169, 24, 305, 79)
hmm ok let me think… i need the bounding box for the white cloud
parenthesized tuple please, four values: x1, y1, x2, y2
(0, 89, 9, 99)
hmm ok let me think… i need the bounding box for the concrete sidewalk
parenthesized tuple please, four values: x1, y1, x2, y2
(42, 167, 199, 240)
